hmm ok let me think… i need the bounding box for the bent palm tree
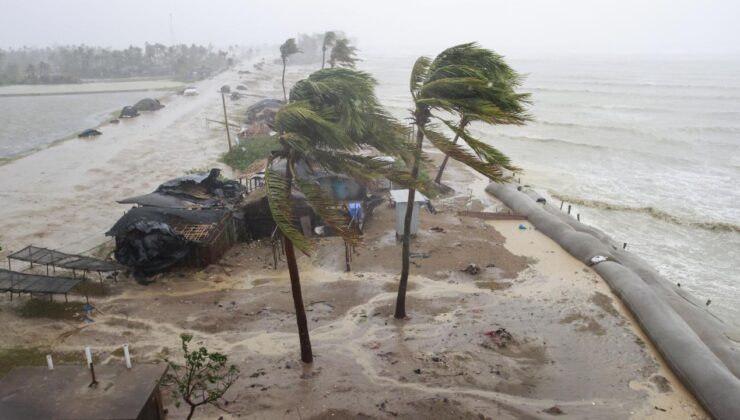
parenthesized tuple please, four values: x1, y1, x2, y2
(280, 38, 301, 102)
(329, 38, 359, 69)
(395, 43, 531, 319)
(434, 50, 530, 184)
(321, 31, 336, 70)
(267, 68, 410, 363)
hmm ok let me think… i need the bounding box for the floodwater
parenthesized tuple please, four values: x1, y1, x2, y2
(0, 81, 180, 158)
(363, 54, 740, 324)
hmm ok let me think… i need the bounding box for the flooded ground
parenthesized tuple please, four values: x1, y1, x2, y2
(0, 165, 706, 419)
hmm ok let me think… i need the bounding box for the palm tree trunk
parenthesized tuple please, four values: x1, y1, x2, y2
(434, 119, 468, 184)
(281, 57, 287, 102)
(395, 126, 425, 319)
(282, 163, 313, 363)
(284, 237, 313, 363)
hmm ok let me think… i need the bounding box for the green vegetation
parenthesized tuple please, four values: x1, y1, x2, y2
(321, 31, 337, 69)
(0, 347, 84, 378)
(15, 299, 85, 321)
(266, 68, 409, 363)
(394, 43, 530, 319)
(0, 43, 228, 85)
(220, 135, 278, 170)
(163, 334, 239, 420)
(279, 39, 302, 102)
(329, 38, 360, 69)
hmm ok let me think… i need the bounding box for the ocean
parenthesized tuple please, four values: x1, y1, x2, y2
(361, 54, 740, 324)
(0, 56, 737, 324)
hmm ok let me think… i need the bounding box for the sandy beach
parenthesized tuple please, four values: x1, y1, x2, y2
(0, 61, 709, 418)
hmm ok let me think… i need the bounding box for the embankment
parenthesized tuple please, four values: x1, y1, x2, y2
(486, 182, 740, 419)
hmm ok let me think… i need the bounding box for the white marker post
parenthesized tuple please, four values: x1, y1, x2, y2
(84, 346, 98, 387)
(123, 344, 132, 369)
(46, 354, 54, 370)
(84, 346, 92, 366)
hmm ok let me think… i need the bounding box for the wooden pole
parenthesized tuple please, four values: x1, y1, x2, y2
(221, 92, 232, 152)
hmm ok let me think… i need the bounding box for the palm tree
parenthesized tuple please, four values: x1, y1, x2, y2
(321, 31, 336, 70)
(394, 43, 531, 319)
(433, 51, 530, 184)
(267, 68, 410, 363)
(279, 38, 301, 102)
(328, 38, 359, 69)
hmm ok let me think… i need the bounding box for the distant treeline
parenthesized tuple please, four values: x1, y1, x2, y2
(282, 31, 350, 65)
(0, 43, 230, 85)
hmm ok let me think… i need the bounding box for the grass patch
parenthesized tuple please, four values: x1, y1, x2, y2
(0, 347, 84, 378)
(221, 135, 278, 171)
(15, 299, 85, 321)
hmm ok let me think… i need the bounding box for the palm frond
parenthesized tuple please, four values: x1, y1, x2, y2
(420, 125, 503, 180)
(441, 120, 520, 173)
(265, 166, 311, 254)
(409, 56, 431, 99)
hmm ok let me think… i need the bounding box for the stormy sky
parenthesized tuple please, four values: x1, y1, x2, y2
(1, 0, 739, 55)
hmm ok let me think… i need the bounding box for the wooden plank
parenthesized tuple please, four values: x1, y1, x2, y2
(457, 211, 527, 221)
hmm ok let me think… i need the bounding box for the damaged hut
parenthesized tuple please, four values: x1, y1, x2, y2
(107, 169, 245, 279)
(239, 98, 283, 140)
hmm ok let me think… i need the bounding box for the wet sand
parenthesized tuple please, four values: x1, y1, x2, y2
(0, 61, 708, 418)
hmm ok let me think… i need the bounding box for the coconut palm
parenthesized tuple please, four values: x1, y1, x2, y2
(394, 43, 531, 319)
(329, 38, 359, 69)
(279, 38, 301, 102)
(433, 51, 530, 184)
(267, 68, 411, 363)
(321, 31, 336, 70)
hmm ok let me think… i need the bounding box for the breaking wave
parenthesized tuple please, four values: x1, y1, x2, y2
(528, 86, 740, 101)
(550, 193, 740, 234)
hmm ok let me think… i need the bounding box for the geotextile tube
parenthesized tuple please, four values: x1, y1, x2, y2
(486, 183, 740, 419)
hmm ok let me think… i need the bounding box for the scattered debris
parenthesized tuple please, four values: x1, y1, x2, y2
(462, 263, 481, 275)
(410, 252, 430, 259)
(430, 226, 445, 233)
(78, 128, 102, 138)
(544, 405, 564, 415)
(483, 328, 513, 348)
(133, 98, 164, 112)
(119, 106, 140, 118)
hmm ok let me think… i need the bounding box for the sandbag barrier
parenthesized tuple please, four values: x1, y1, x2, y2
(485, 183, 740, 419)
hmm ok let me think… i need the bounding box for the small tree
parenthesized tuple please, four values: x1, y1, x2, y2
(279, 38, 302, 102)
(328, 38, 359, 69)
(321, 31, 336, 69)
(163, 334, 239, 420)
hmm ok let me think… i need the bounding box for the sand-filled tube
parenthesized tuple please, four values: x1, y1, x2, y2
(486, 182, 740, 419)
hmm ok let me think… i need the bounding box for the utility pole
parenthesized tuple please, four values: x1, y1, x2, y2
(221, 91, 232, 151)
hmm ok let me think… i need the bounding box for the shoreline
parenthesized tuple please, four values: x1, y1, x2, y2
(0, 60, 720, 418)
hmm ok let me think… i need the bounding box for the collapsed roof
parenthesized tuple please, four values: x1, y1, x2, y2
(245, 98, 284, 125)
(118, 168, 245, 209)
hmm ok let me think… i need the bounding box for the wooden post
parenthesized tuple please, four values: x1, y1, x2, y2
(577, 213, 580, 222)
(560, 201, 564, 210)
(623, 242, 627, 250)
(221, 92, 232, 152)
(567, 205, 572, 215)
